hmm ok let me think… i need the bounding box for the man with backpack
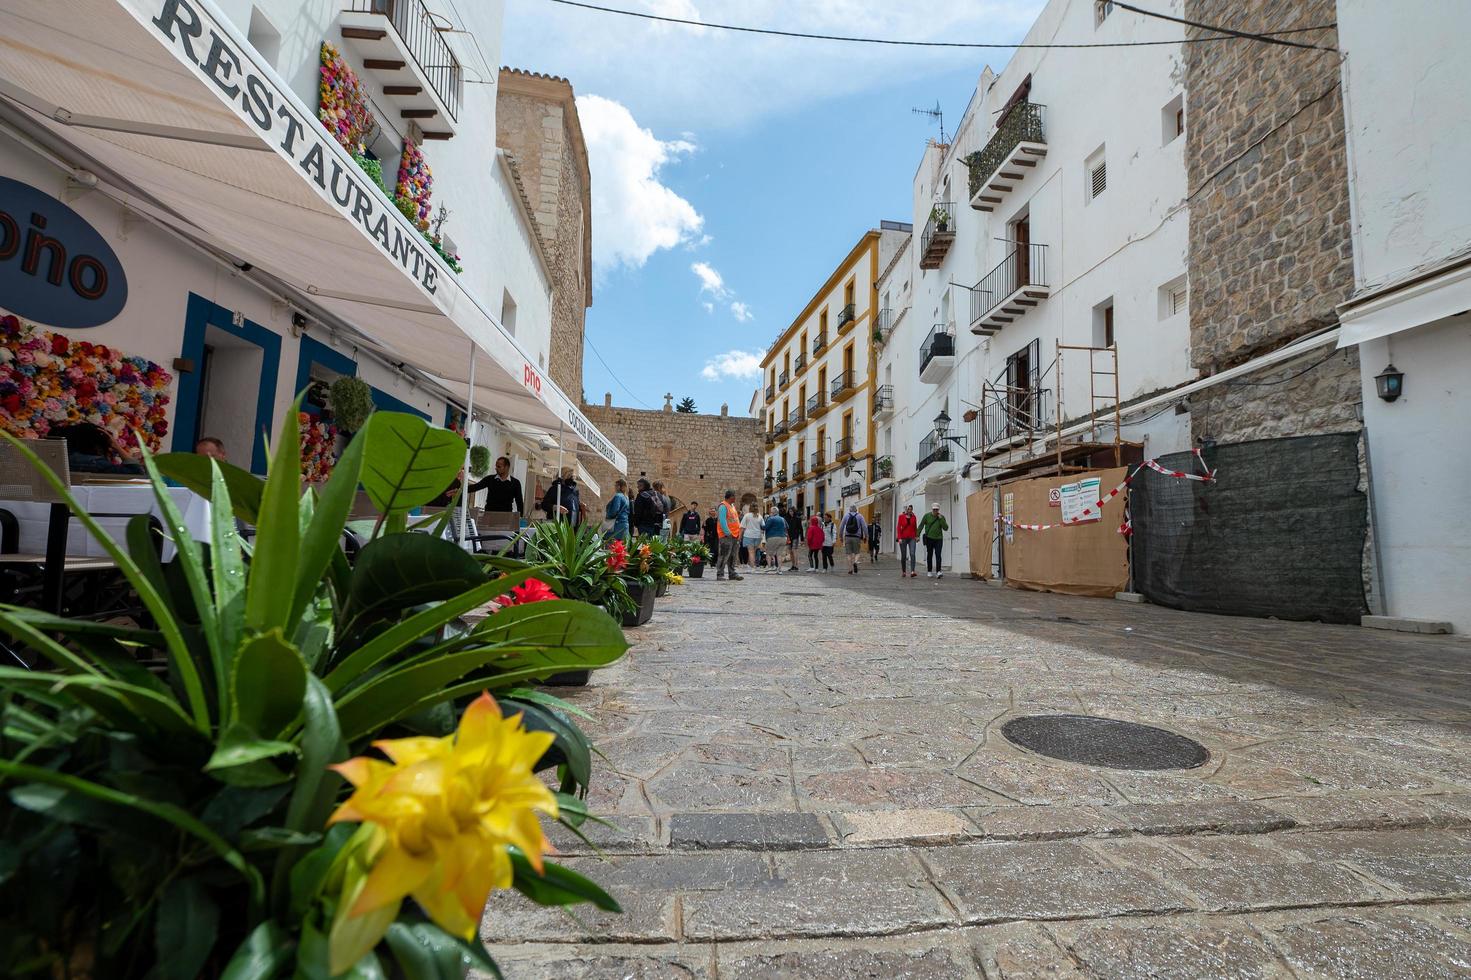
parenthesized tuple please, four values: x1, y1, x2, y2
(632, 478, 665, 538)
(840, 504, 867, 575)
(920, 502, 949, 578)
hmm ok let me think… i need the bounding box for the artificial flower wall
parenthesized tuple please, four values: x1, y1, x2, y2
(318, 41, 376, 153)
(0, 314, 171, 453)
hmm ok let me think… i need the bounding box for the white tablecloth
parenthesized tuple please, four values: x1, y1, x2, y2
(0, 484, 212, 561)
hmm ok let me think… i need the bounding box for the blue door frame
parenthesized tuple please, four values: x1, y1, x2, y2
(296, 334, 429, 421)
(172, 293, 280, 474)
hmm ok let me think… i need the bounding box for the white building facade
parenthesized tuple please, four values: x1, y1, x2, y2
(0, 0, 623, 491)
(1333, 0, 1471, 633)
(877, 0, 1195, 574)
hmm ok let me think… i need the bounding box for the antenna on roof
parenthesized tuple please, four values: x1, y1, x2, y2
(912, 101, 947, 145)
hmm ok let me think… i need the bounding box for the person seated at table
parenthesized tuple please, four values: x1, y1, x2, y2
(194, 436, 227, 461)
(47, 423, 143, 476)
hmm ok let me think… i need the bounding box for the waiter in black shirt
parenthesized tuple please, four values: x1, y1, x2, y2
(467, 455, 524, 513)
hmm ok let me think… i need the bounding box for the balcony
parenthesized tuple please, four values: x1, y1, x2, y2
(806, 392, 826, 417)
(763, 474, 774, 491)
(965, 102, 1047, 212)
(916, 433, 954, 480)
(830, 370, 856, 401)
(871, 454, 895, 489)
(811, 450, 826, 473)
(779, 370, 791, 390)
(919, 201, 956, 270)
(773, 419, 788, 439)
(919, 325, 956, 383)
(874, 307, 894, 345)
(793, 459, 806, 479)
(970, 243, 1051, 334)
(873, 384, 894, 420)
(340, 0, 463, 138)
(970, 386, 1054, 457)
(776, 469, 787, 485)
(835, 435, 855, 460)
(837, 303, 857, 333)
(812, 332, 828, 355)
(765, 383, 775, 402)
(787, 408, 805, 430)
(794, 352, 807, 374)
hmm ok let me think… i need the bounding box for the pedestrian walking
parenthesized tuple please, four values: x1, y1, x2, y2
(653, 481, 673, 540)
(632, 479, 664, 538)
(679, 502, 703, 542)
(821, 512, 837, 571)
(840, 505, 867, 575)
(540, 467, 580, 524)
(740, 504, 763, 572)
(920, 502, 949, 578)
(784, 507, 801, 571)
(896, 503, 919, 578)
(868, 516, 882, 564)
(763, 506, 790, 574)
(604, 478, 631, 542)
(805, 514, 824, 571)
(703, 506, 720, 551)
(715, 490, 744, 581)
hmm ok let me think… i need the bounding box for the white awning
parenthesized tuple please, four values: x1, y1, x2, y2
(0, 0, 626, 472)
(1337, 256, 1471, 348)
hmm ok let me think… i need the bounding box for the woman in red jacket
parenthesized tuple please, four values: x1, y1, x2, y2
(895, 504, 919, 578)
(804, 514, 825, 571)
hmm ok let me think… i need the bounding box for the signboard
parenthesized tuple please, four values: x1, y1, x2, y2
(1002, 491, 1014, 544)
(1059, 477, 1103, 524)
(1047, 486, 1061, 507)
(0, 177, 128, 328)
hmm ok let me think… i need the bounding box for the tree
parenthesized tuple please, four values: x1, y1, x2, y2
(675, 397, 697, 414)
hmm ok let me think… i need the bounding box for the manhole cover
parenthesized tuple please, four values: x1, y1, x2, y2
(1000, 714, 1209, 771)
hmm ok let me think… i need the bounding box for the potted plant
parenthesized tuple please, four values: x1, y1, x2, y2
(929, 203, 950, 231)
(685, 542, 710, 578)
(522, 521, 636, 627)
(329, 374, 375, 432)
(468, 444, 491, 478)
(963, 407, 979, 424)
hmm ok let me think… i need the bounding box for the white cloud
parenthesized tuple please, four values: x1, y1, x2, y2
(729, 301, 752, 322)
(701, 301, 714, 314)
(700, 349, 765, 381)
(691, 261, 729, 299)
(577, 94, 704, 272)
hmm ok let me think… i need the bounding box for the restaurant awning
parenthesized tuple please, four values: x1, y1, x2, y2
(0, 0, 626, 472)
(1336, 255, 1471, 349)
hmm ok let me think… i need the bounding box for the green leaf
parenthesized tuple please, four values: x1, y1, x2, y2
(284, 676, 347, 833)
(384, 921, 500, 980)
(125, 511, 169, 598)
(288, 823, 356, 920)
(508, 699, 590, 790)
(239, 826, 321, 851)
(334, 601, 627, 741)
(232, 630, 307, 738)
(341, 533, 489, 632)
(209, 459, 247, 688)
(290, 422, 367, 632)
(360, 412, 464, 516)
(0, 667, 196, 737)
(220, 921, 293, 980)
(205, 725, 299, 770)
(509, 850, 621, 911)
(156, 876, 220, 980)
(154, 452, 265, 522)
(246, 397, 303, 634)
(501, 686, 595, 721)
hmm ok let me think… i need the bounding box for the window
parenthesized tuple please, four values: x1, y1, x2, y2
(1094, 0, 1114, 26)
(820, 310, 829, 334)
(1092, 297, 1115, 348)
(1087, 145, 1107, 202)
(247, 6, 282, 68)
(842, 412, 853, 440)
(844, 280, 856, 308)
(500, 289, 517, 336)
(1162, 94, 1185, 145)
(1158, 275, 1188, 319)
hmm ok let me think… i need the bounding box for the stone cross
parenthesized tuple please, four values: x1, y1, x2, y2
(663, 392, 673, 412)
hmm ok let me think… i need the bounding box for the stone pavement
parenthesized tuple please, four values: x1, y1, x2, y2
(482, 566, 1471, 977)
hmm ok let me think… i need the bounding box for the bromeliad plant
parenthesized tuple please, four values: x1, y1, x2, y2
(0, 405, 627, 979)
(521, 521, 635, 624)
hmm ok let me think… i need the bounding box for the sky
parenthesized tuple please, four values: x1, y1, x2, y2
(500, 0, 1047, 417)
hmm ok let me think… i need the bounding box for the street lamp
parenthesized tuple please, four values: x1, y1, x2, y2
(933, 409, 951, 437)
(1374, 363, 1404, 402)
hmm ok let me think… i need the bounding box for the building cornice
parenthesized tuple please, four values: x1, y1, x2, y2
(761, 230, 880, 369)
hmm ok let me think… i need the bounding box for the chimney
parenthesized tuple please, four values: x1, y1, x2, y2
(604, 392, 612, 407)
(720, 403, 729, 417)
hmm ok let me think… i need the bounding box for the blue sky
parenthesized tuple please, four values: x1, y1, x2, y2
(501, 1, 1044, 416)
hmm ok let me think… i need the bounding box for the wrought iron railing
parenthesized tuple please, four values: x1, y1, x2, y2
(811, 450, 826, 471)
(920, 324, 955, 376)
(963, 102, 1046, 202)
(776, 469, 787, 484)
(835, 435, 854, 458)
(794, 352, 807, 374)
(793, 460, 806, 478)
(765, 383, 775, 401)
(763, 474, 774, 490)
(920, 201, 955, 263)
(970, 243, 1049, 325)
(873, 384, 893, 414)
(830, 370, 854, 398)
(917, 433, 954, 471)
(971, 385, 1054, 450)
(788, 408, 804, 429)
(779, 370, 790, 388)
(348, 0, 463, 121)
(773, 419, 788, 437)
(874, 455, 894, 480)
(874, 308, 893, 341)
(806, 392, 824, 416)
(837, 303, 856, 331)
(812, 332, 828, 355)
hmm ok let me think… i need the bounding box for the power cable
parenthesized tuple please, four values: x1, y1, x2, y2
(542, 0, 1334, 50)
(1222, 347, 1344, 386)
(585, 333, 655, 409)
(1111, 2, 1338, 52)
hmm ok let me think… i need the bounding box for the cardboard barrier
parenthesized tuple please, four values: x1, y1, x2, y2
(999, 466, 1130, 598)
(966, 488, 995, 580)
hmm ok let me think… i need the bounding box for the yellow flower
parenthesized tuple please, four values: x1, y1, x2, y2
(325, 693, 557, 969)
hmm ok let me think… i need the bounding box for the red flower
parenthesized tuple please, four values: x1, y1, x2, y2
(50, 335, 69, 355)
(605, 539, 628, 573)
(499, 578, 557, 606)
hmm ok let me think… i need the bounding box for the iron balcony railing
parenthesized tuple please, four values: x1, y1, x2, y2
(765, 383, 775, 402)
(971, 385, 1054, 450)
(348, 0, 463, 121)
(806, 392, 825, 416)
(920, 324, 955, 376)
(776, 469, 787, 484)
(812, 332, 828, 355)
(964, 102, 1046, 202)
(970, 243, 1049, 325)
(873, 384, 893, 414)
(874, 454, 894, 480)
(794, 352, 807, 374)
(779, 370, 790, 388)
(763, 474, 774, 490)
(811, 450, 826, 471)
(919, 201, 955, 268)
(793, 460, 806, 478)
(874, 307, 893, 340)
(773, 419, 788, 437)
(830, 370, 854, 398)
(835, 435, 854, 458)
(788, 408, 804, 429)
(917, 433, 954, 471)
(837, 303, 856, 331)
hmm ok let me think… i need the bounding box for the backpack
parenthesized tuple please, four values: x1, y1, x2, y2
(844, 512, 861, 536)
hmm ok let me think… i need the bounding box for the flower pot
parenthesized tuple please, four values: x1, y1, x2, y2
(622, 583, 656, 627)
(656, 579, 669, 598)
(545, 669, 591, 687)
(688, 562, 704, 578)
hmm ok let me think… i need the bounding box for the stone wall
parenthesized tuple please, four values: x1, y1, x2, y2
(582, 396, 766, 520)
(497, 69, 590, 400)
(1184, 0, 1354, 384)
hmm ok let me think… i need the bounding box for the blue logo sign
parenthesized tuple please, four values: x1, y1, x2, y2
(0, 176, 127, 328)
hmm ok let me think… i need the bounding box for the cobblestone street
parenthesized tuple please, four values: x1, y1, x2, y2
(483, 569, 1471, 977)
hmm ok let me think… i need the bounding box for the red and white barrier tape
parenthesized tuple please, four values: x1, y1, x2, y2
(994, 450, 1215, 536)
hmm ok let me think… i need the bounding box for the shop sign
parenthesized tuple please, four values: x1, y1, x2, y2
(0, 176, 128, 328)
